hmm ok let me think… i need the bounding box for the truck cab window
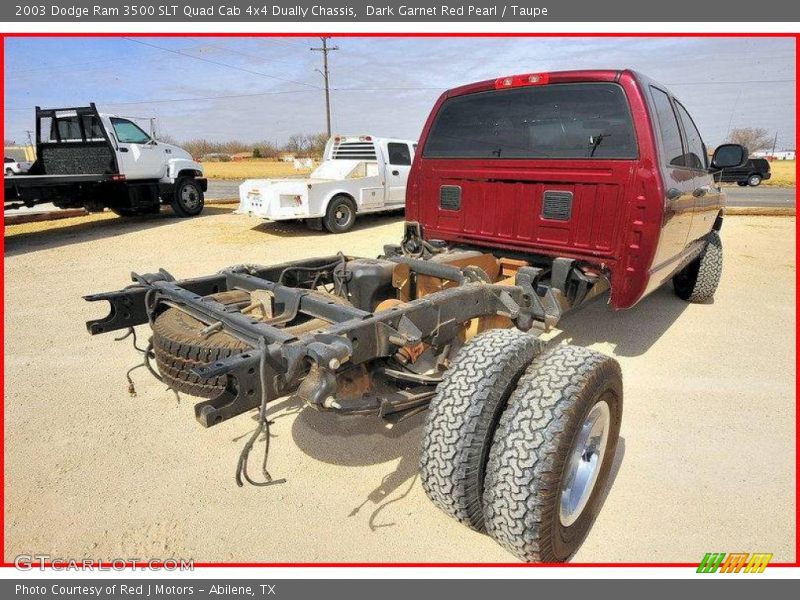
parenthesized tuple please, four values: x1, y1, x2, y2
(423, 83, 637, 159)
(650, 87, 685, 167)
(674, 101, 707, 170)
(111, 118, 151, 144)
(388, 142, 412, 165)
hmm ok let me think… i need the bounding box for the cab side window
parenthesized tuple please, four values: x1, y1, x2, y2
(388, 142, 412, 166)
(651, 87, 685, 167)
(674, 101, 708, 170)
(111, 118, 150, 144)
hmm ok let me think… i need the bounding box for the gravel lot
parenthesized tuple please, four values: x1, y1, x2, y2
(3, 207, 796, 563)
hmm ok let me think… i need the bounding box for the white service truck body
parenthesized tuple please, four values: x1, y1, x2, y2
(237, 135, 416, 232)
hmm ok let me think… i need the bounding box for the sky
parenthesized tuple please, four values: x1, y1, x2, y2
(3, 36, 796, 150)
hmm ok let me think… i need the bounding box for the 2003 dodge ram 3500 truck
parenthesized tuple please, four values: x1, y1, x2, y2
(85, 70, 747, 562)
(4, 104, 207, 217)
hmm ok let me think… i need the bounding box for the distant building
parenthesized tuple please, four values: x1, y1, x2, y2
(279, 152, 296, 163)
(231, 151, 253, 161)
(752, 150, 796, 160)
(200, 153, 233, 162)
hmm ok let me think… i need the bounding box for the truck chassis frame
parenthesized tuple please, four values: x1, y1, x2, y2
(85, 249, 590, 428)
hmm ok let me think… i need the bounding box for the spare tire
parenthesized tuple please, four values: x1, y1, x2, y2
(152, 289, 348, 398)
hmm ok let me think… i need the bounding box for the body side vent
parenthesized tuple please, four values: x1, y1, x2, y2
(542, 190, 573, 221)
(440, 185, 462, 211)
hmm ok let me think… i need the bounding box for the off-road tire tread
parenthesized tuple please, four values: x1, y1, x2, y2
(420, 328, 542, 531)
(676, 231, 723, 303)
(482, 345, 622, 562)
(152, 290, 346, 398)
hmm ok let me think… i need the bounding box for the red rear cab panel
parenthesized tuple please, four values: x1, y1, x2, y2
(406, 70, 666, 310)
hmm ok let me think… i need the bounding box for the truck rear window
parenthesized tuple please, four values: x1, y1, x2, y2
(423, 83, 637, 160)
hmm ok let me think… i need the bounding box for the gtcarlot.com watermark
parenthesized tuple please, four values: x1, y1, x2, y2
(14, 554, 194, 571)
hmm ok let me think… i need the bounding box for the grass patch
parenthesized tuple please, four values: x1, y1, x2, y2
(202, 158, 313, 180)
(763, 160, 796, 187)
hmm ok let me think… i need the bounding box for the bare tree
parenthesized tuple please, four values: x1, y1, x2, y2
(307, 133, 329, 158)
(726, 128, 773, 154)
(284, 133, 309, 155)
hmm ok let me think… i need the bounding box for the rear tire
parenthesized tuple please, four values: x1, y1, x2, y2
(171, 177, 204, 217)
(483, 345, 623, 562)
(420, 328, 542, 531)
(748, 174, 762, 186)
(673, 231, 723, 303)
(5, 168, 13, 176)
(323, 195, 356, 233)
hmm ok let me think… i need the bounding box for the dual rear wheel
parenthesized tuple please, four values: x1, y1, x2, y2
(420, 328, 623, 562)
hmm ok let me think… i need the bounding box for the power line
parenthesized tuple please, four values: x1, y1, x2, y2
(123, 37, 320, 89)
(4, 88, 320, 112)
(6, 42, 218, 76)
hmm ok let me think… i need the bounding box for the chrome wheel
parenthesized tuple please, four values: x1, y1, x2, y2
(748, 175, 762, 186)
(559, 400, 610, 527)
(180, 183, 200, 210)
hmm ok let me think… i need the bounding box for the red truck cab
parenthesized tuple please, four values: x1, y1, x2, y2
(407, 69, 745, 309)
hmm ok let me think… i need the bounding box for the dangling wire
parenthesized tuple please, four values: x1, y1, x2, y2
(115, 326, 179, 402)
(235, 338, 286, 488)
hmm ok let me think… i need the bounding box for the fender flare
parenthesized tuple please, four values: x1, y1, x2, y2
(320, 190, 357, 216)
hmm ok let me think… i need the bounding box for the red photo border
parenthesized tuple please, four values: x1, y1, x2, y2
(0, 29, 797, 570)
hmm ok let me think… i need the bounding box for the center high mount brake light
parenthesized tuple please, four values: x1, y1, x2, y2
(495, 72, 550, 89)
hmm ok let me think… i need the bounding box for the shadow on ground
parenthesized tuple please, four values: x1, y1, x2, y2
(4, 206, 235, 257)
(551, 286, 689, 357)
(291, 403, 426, 530)
(247, 210, 405, 238)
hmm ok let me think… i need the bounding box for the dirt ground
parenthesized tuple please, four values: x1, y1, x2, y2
(3, 207, 796, 563)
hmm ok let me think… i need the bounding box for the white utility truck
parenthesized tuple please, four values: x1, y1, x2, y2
(4, 104, 207, 217)
(237, 135, 416, 233)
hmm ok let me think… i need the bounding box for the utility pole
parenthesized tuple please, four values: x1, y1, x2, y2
(771, 131, 778, 156)
(311, 37, 338, 138)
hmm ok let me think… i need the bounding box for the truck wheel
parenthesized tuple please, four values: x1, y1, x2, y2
(420, 328, 542, 531)
(323, 195, 356, 233)
(5, 168, 13, 176)
(483, 345, 622, 562)
(672, 231, 723, 303)
(171, 178, 204, 217)
(748, 174, 762, 186)
(736, 181, 748, 187)
(152, 290, 349, 398)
